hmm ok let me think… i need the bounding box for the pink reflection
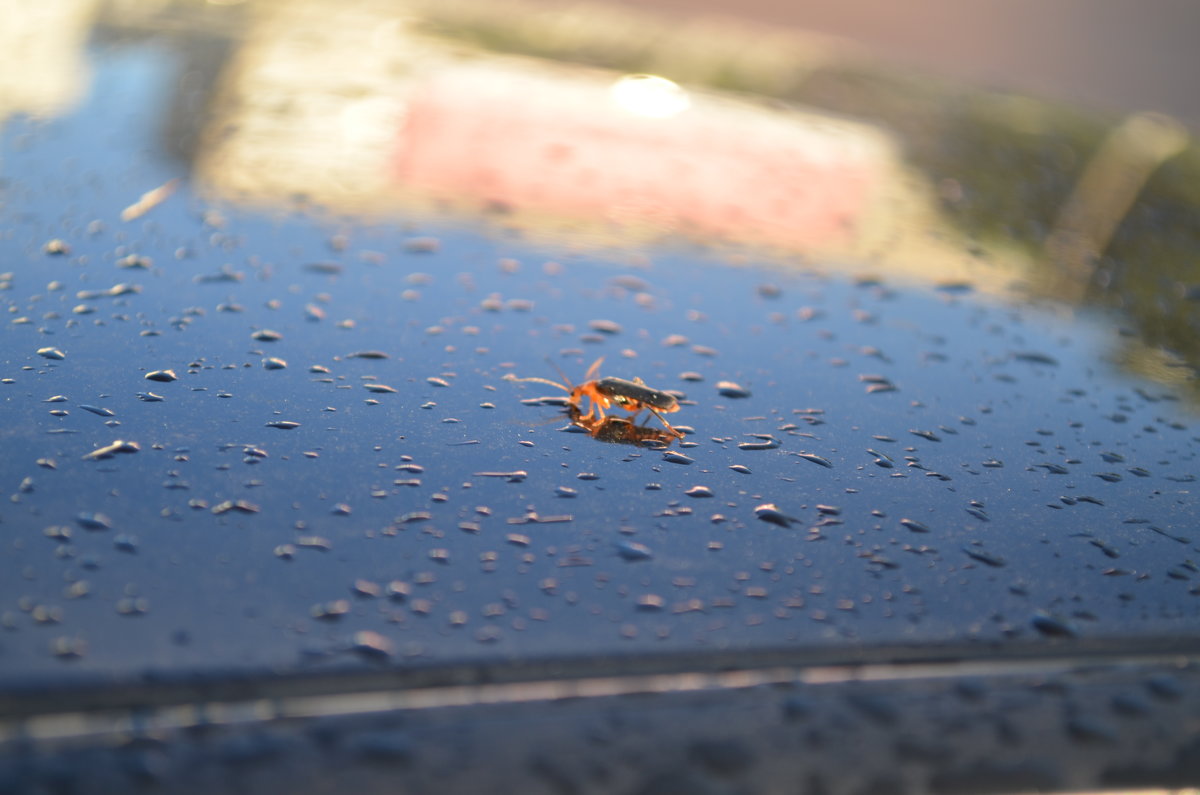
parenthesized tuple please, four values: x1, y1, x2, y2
(394, 67, 886, 249)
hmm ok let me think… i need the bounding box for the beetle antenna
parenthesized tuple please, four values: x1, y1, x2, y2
(544, 356, 577, 391)
(503, 373, 571, 392)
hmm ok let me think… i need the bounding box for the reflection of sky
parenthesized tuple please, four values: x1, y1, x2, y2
(1, 41, 1198, 689)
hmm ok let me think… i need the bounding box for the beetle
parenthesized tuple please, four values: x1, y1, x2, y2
(504, 357, 684, 438)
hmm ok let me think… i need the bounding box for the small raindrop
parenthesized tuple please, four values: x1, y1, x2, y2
(266, 421, 301, 430)
(44, 525, 71, 541)
(589, 319, 622, 334)
(305, 261, 343, 275)
(79, 405, 115, 417)
(716, 381, 751, 398)
(51, 636, 87, 659)
(1012, 351, 1060, 366)
(616, 540, 653, 561)
(144, 369, 178, 382)
(37, 347, 66, 360)
(794, 452, 833, 468)
(403, 236, 440, 253)
(963, 546, 1006, 567)
(662, 451, 694, 465)
(263, 357, 288, 370)
(311, 599, 351, 620)
(685, 485, 714, 498)
(116, 597, 149, 616)
(117, 254, 152, 269)
(364, 384, 397, 394)
(754, 503, 794, 527)
(251, 329, 283, 342)
(211, 499, 260, 515)
(1031, 611, 1076, 638)
(900, 518, 931, 534)
(1145, 674, 1183, 701)
(636, 594, 665, 610)
(1065, 716, 1117, 744)
(351, 630, 393, 660)
(82, 440, 140, 460)
(77, 511, 113, 530)
(738, 435, 779, 451)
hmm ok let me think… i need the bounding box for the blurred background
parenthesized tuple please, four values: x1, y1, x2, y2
(613, 0, 1200, 126)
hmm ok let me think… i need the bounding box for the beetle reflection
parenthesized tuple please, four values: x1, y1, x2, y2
(566, 404, 680, 448)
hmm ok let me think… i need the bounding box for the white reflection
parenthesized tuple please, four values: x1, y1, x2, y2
(610, 74, 690, 119)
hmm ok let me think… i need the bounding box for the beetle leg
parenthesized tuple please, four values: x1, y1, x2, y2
(646, 406, 684, 438)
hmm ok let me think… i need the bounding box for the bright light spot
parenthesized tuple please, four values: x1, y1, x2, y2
(610, 74, 690, 119)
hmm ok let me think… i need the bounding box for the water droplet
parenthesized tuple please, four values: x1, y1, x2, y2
(662, 451, 694, 465)
(305, 261, 343, 275)
(79, 405, 115, 417)
(117, 254, 152, 269)
(266, 421, 301, 430)
(794, 452, 833, 468)
(475, 470, 528, 483)
(311, 600, 351, 620)
(351, 630, 393, 660)
(363, 384, 397, 394)
(51, 636, 87, 659)
(144, 369, 178, 382)
(685, 485, 714, 498)
(403, 236, 440, 253)
(962, 546, 1006, 567)
(754, 504, 794, 527)
(116, 597, 149, 616)
(1145, 673, 1183, 700)
(1012, 351, 1060, 366)
(263, 357, 287, 370)
(900, 518, 931, 533)
(616, 540, 653, 561)
(738, 435, 779, 450)
(36, 347, 66, 360)
(212, 499, 260, 515)
(82, 440, 140, 460)
(716, 381, 751, 398)
(1031, 611, 1076, 638)
(251, 329, 283, 342)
